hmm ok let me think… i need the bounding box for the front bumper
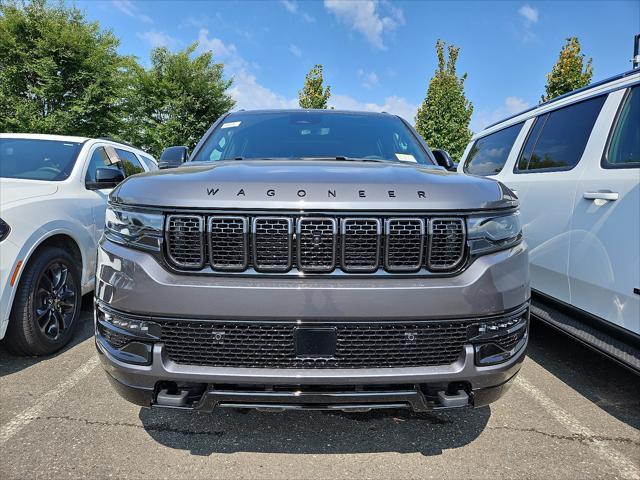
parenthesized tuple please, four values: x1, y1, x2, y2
(96, 238, 529, 412)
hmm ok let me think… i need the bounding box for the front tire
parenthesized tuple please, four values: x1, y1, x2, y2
(4, 247, 82, 356)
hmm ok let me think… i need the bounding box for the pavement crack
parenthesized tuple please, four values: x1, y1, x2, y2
(489, 425, 640, 446)
(33, 415, 225, 437)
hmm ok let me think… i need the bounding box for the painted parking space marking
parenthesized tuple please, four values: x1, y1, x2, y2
(0, 356, 99, 445)
(515, 375, 640, 480)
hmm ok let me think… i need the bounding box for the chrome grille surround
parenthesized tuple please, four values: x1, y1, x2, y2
(164, 213, 468, 275)
(208, 216, 248, 271)
(252, 217, 293, 272)
(165, 215, 204, 269)
(384, 218, 425, 272)
(428, 218, 466, 271)
(297, 217, 337, 272)
(341, 218, 381, 273)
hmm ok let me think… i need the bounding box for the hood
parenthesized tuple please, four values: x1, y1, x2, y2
(112, 160, 517, 211)
(0, 178, 58, 206)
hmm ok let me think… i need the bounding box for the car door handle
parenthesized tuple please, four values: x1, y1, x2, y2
(583, 191, 619, 201)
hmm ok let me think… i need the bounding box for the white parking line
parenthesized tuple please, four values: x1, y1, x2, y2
(515, 376, 640, 480)
(0, 356, 99, 445)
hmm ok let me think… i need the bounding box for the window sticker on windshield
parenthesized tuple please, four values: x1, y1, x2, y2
(221, 121, 241, 129)
(395, 153, 417, 163)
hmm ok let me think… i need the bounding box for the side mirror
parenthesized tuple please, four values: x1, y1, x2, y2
(159, 146, 189, 169)
(432, 149, 457, 171)
(86, 168, 125, 190)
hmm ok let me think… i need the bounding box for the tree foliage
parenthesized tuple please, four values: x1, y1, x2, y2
(0, 0, 131, 136)
(298, 64, 331, 109)
(542, 37, 593, 102)
(415, 40, 473, 162)
(122, 44, 235, 157)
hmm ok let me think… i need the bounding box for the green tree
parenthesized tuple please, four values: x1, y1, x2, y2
(123, 44, 235, 157)
(298, 64, 331, 109)
(0, 0, 131, 136)
(542, 37, 593, 102)
(415, 40, 473, 162)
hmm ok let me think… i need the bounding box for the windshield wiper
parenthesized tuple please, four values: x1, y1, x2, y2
(301, 156, 392, 163)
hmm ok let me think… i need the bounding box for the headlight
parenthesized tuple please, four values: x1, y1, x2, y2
(466, 212, 522, 255)
(0, 218, 10, 242)
(105, 204, 163, 251)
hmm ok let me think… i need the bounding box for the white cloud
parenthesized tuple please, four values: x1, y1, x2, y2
(331, 94, 417, 122)
(197, 29, 239, 60)
(136, 30, 179, 49)
(280, 0, 315, 23)
(357, 69, 379, 89)
(517, 4, 539, 42)
(289, 44, 302, 57)
(324, 0, 404, 50)
(518, 4, 539, 23)
(471, 96, 529, 133)
(111, 0, 152, 24)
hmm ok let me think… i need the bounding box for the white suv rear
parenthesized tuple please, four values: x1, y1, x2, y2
(0, 133, 157, 355)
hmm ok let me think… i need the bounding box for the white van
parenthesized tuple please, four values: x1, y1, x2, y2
(458, 69, 639, 372)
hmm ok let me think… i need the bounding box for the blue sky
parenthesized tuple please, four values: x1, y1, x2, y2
(75, 0, 639, 132)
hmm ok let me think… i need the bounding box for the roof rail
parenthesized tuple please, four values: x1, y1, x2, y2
(96, 137, 138, 149)
(483, 68, 639, 131)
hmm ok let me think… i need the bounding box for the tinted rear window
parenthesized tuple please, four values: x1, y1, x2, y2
(516, 95, 606, 172)
(464, 123, 523, 176)
(192, 111, 433, 165)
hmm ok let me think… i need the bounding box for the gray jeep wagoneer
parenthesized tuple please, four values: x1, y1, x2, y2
(95, 110, 530, 413)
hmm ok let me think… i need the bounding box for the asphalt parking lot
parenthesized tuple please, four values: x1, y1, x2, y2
(0, 296, 638, 480)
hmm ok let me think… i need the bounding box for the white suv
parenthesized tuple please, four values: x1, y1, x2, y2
(0, 133, 157, 355)
(458, 70, 639, 370)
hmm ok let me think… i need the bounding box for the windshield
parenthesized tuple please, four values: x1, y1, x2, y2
(192, 111, 433, 165)
(0, 138, 82, 181)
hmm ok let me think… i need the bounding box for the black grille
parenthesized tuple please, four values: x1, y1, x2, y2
(209, 217, 248, 271)
(428, 219, 466, 270)
(341, 218, 381, 272)
(160, 320, 470, 368)
(97, 323, 130, 349)
(385, 218, 424, 271)
(297, 218, 337, 272)
(252, 217, 292, 272)
(166, 215, 204, 268)
(164, 214, 467, 274)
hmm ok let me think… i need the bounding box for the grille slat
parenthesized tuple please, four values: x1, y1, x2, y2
(253, 217, 293, 272)
(428, 218, 466, 271)
(384, 218, 425, 272)
(166, 215, 204, 268)
(297, 218, 337, 272)
(208, 216, 248, 271)
(160, 320, 470, 368)
(341, 218, 381, 272)
(164, 214, 467, 274)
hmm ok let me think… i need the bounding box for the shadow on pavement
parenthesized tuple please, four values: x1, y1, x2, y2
(138, 405, 490, 456)
(0, 294, 95, 378)
(527, 319, 640, 430)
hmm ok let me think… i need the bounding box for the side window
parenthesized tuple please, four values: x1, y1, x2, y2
(84, 147, 122, 184)
(139, 154, 158, 171)
(516, 95, 606, 173)
(464, 122, 524, 176)
(604, 86, 640, 168)
(115, 148, 145, 177)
